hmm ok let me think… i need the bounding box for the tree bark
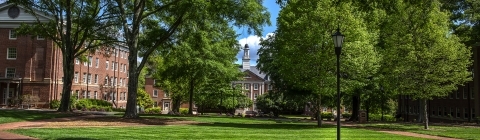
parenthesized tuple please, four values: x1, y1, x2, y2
(317, 94, 322, 127)
(423, 99, 429, 129)
(58, 0, 73, 112)
(349, 93, 360, 121)
(123, 48, 139, 118)
(188, 79, 194, 115)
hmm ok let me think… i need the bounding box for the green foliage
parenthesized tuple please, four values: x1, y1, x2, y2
(137, 88, 154, 108)
(49, 100, 60, 109)
(75, 99, 112, 110)
(69, 93, 78, 110)
(179, 108, 189, 115)
(144, 107, 161, 114)
(112, 108, 126, 112)
(342, 113, 352, 119)
(368, 114, 395, 122)
(255, 92, 286, 115)
(321, 112, 333, 119)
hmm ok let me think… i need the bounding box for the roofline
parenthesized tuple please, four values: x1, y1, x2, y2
(0, 2, 55, 21)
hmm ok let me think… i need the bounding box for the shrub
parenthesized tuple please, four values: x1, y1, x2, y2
(75, 99, 113, 111)
(342, 113, 352, 119)
(50, 100, 60, 109)
(112, 108, 126, 112)
(144, 107, 161, 114)
(368, 114, 395, 121)
(321, 112, 333, 119)
(180, 108, 188, 115)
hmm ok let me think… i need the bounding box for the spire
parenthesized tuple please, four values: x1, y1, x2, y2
(242, 44, 250, 70)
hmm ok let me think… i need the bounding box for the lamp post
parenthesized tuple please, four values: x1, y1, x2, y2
(332, 27, 344, 140)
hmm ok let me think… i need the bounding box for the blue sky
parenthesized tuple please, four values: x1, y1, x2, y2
(235, 1, 280, 66)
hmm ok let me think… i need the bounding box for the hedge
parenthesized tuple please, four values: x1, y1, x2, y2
(144, 107, 161, 114)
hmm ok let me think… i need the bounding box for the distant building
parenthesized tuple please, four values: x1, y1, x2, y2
(398, 43, 480, 122)
(232, 44, 273, 111)
(144, 77, 191, 114)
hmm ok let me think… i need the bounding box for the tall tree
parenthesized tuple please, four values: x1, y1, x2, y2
(11, 0, 118, 112)
(113, 0, 269, 118)
(257, 0, 380, 127)
(381, 0, 472, 129)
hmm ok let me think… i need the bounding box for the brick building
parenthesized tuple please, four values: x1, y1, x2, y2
(398, 43, 480, 122)
(145, 77, 190, 114)
(0, 3, 129, 108)
(232, 44, 273, 111)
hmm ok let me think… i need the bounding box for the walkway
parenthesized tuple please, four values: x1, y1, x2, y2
(0, 116, 464, 140)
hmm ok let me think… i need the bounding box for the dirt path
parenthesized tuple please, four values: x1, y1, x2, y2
(0, 116, 464, 140)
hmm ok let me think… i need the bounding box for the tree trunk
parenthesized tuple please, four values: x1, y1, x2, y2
(188, 79, 194, 115)
(317, 94, 322, 127)
(58, 0, 73, 112)
(366, 100, 370, 122)
(423, 99, 429, 129)
(349, 93, 360, 121)
(123, 45, 140, 118)
(172, 97, 181, 113)
(417, 100, 423, 123)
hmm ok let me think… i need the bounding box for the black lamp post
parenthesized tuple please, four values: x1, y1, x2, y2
(332, 27, 344, 140)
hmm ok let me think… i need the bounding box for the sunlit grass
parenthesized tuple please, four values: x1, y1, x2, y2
(0, 109, 74, 124)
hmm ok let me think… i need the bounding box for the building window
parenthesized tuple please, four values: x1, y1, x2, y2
(75, 58, 79, 64)
(438, 107, 441, 116)
(9, 30, 16, 39)
(88, 56, 92, 67)
(95, 58, 99, 68)
(104, 77, 108, 85)
(245, 84, 250, 90)
(120, 78, 123, 86)
(456, 108, 460, 118)
(5, 68, 15, 78)
(82, 73, 86, 83)
(115, 77, 118, 85)
(87, 73, 91, 84)
(110, 76, 114, 86)
(7, 48, 17, 59)
(74, 72, 79, 83)
(87, 91, 91, 99)
(75, 90, 79, 99)
(254, 93, 258, 99)
(253, 84, 258, 90)
(464, 108, 468, 119)
(450, 107, 454, 117)
(153, 90, 158, 97)
(444, 107, 448, 116)
(37, 35, 44, 40)
(94, 74, 98, 84)
(432, 110, 436, 116)
(472, 107, 476, 118)
(106, 61, 109, 70)
(164, 92, 169, 98)
(83, 59, 87, 66)
(456, 91, 460, 99)
(83, 90, 87, 99)
(112, 61, 115, 70)
(463, 88, 467, 99)
(94, 91, 98, 99)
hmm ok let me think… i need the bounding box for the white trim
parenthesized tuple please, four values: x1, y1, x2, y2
(37, 35, 44, 40)
(6, 48, 17, 60)
(9, 29, 16, 40)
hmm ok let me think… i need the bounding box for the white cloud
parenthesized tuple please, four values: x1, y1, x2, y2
(236, 33, 275, 66)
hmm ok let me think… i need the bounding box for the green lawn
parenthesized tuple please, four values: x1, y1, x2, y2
(9, 115, 427, 140)
(362, 123, 480, 140)
(0, 109, 75, 124)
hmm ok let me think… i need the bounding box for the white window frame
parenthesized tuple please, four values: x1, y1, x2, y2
(95, 58, 99, 68)
(75, 58, 79, 64)
(87, 91, 91, 99)
(94, 91, 98, 99)
(74, 72, 79, 83)
(253, 84, 258, 90)
(9, 30, 16, 39)
(153, 90, 158, 97)
(106, 61, 109, 70)
(87, 73, 92, 84)
(5, 68, 15, 78)
(120, 78, 123, 86)
(7, 48, 17, 59)
(254, 93, 258, 99)
(245, 84, 250, 90)
(37, 35, 44, 40)
(82, 73, 86, 83)
(94, 74, 98, 84)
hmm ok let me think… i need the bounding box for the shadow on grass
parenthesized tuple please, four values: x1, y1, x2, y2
(192, 122, 335, 130)
(0, 109, 77, 123)
(55, 137, 101, 140)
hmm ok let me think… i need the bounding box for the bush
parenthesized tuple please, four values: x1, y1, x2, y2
(50, 100, 60, 109)
(112, 108, 126, 112)
(75, 99, 113, 110)
(321, 112, 333, 119)
(342, 113, 352, 119)
(369, 114, 395, 121)
(144, 107, 161, 114)
(180, 108, 188, 115)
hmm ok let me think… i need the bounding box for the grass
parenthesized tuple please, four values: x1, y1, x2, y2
(0, 109, 74, 124)
(9, 114, 427, 140)
(362, 123, 480, 140)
